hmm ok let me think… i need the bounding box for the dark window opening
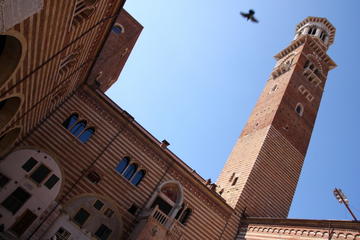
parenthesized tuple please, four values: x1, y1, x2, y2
(304, 60, 310, 69)
(93, 200, 104, 210)
(62, 114, 78, 130)
(179, 208, 192, 225)
(115, 157, 129, 174)
(87, 171, 101, 184)
(70, 121, 86, 137)
(73, 208, 90, 226)
(229, 173, 235, 182)
(0, 35, 6, 56)
(131, 170, 145, 186)
(128, 204, 139, 215)
(79, 128, 95, 143)
(295, 104, 303, 115)
(9, 209, 37, 236)
(175, 204, 185, 220)
(0, 172, 10, 189)
(2, 187, 31, 214)
(151, 197, 172, 215)
(232, 177, 238, 186)
(30, 164, 51, 184)
(22, 157, 38, 172)
(112, 25, 123, 34)
(44, 174, 60, 189)
(95, 224, 112, 240)
(123, 163, 137, 180)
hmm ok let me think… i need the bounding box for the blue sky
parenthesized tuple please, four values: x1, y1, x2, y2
(107, 0, 360, 220)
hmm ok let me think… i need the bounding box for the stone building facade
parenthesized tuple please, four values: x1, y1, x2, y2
(0, 1, 359, 240)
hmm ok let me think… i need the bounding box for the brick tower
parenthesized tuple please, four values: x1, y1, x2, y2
(217, 17, 336, 218)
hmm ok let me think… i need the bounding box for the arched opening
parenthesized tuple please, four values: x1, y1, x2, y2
(0, 35, 22, 86)
(72, 0, 99, 27)
(115, 157, 130, 174)
(41, 195, 122, 240)
(79, 127, 95, 143)
(123, 163, 137, 180)
(179, 208, 192, 225)
(112, 23, 124, 34)
(0, 127, 21, 157)
(295, 103, 304, 116)
(131, 170, 146, 186)
(70, 120, 86, 137)
(147, 181, 184, 218)
(0, 96, 21, 130)
(62, 113, 78, 130)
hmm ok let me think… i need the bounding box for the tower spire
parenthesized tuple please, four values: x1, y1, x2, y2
(217, 17, 336, 217)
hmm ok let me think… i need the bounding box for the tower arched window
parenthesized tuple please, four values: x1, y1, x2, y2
(179, 208, 192, 225)
(79, 127, 95, 143)
(308, 27, 317, 35)
(229, 173, 235, 182)
(0, 96, 21, 130)
(131, 170, 146, 186)
(70, 120, 87, 136)
(123, 163, 138, 180)
(59, 52, 79, 76)
(295, 103, 304, 116)
(175, 204, 185, 220)
(115, 157, 129, 174)
(112, 23, 124, 34)
(63, 113, 79, 130)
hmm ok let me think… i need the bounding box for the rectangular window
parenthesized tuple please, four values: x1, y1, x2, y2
(30, 164, 51, 184)
(9, 209, 37, 236)
(55, 227, 71, 240)
(95, 224, 112, 240)
(73, 208, 90, 226)
(0, 173, 10, 189)
(22, 157, 38, 172)
(44, 174, 59, 189)
(93, 200, 104, 211)
(2, 187, 31, 214)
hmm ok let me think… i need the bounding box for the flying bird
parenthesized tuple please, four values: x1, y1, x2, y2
(240, 9, 259, 23)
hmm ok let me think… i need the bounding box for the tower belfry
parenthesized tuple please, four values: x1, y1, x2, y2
(217, 17, 336, 218)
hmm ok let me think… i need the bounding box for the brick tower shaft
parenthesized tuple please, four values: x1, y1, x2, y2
(217, 17, 337, 217)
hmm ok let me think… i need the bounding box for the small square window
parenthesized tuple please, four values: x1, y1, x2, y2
(73, 208, 90, 226)
(30, 164, 51, 184)
(95, 224, 112, 240)
(104, 208, 114, 218)
(22, 158, 38, 172)
(44, 174, 60, 189)
(93, 200, 104, 211)
(87, 171, 101, 184)
(0, 173, 10, 189)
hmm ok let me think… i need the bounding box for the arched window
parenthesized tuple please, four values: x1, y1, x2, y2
(115, 157, 129, 174)
(0, 96, 21, 130)
(59, 52, 79, 76)
(112, 24, 124, 34)
(62, 114, 79, 130)
(0, 127, 21, 157)
(179, 208, 192, 225)
(131, 170, 146, 186)
(87, 171, 101, 184)
(0, 35, 22, 86)
(229, 172, 235, 182)
(70, 121, 86, 136)
(295, 103, 304, 116)
(123, 163, 137, 180)
(79, 128, 95, 143)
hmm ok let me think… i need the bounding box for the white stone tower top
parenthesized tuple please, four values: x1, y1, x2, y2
(294, 16, 336, 49)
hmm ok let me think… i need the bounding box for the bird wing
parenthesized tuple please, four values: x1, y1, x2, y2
(240, 12, 249, 18)
(250, 16, 259, 23)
